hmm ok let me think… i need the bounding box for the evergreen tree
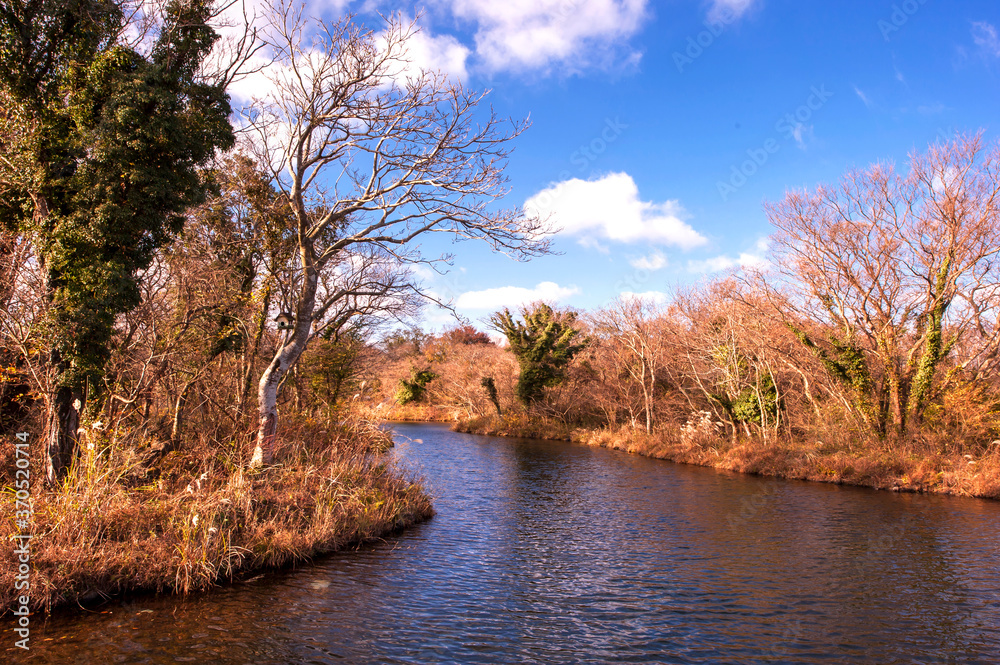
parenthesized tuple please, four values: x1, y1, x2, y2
(0, 0, 234, 481)
(491, 304, 587, 405)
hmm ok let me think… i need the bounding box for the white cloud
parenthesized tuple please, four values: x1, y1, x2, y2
(687, 239, 769, 273)
(224, 12, 468, 107)
(972, 21, 1000, 56)
(456, 281, 579, 310)
(524, 173, 707, 249)
(629, 251, 668, 271)
(707, 0, 759, 24)
(444, 0, 648, 73)
(853, 86, 872, 109)
(377, 21, 471, 83)
(620, 290, 670, 304)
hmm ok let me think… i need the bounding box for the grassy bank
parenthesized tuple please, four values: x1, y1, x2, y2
(0, 417, 432, 613)
(371, 402, 465, 423)
(455, 413, 1000, 500)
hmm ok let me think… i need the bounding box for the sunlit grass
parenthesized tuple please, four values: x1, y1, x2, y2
(455, 414, 1000, 500)
(0, 415, 432, 612)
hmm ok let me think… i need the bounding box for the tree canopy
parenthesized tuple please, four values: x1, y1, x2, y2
(491, 303, 587, 405)
(0, 0, 235, 480)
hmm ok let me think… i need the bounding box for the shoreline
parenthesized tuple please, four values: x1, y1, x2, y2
(450, 415, 1000, 501)
(0, 430, 434, 615)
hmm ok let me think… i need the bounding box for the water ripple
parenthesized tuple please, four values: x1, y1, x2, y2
(14, 423, 1000, 664)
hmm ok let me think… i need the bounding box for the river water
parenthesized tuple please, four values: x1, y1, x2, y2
(11, 423, 1000, 663)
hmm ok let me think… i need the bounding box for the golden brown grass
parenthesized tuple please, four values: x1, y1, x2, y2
(455, 413, 577, 441)
(372, 402, 465, 423)
(0, 415, 432, 613)
(454, 414, 1000, 500)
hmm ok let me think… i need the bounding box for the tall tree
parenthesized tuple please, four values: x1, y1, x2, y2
(767, 134, 1000, 437)
(491, 303, 586, 405)
(0, 0, 235, 481)
(242, 5, 548, 466)
(591, 297, 669, 433)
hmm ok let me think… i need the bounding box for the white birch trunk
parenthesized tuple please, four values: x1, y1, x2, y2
(250, 265, 318, 467)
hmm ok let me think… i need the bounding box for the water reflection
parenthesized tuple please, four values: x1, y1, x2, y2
(10, 423, 1000, 664)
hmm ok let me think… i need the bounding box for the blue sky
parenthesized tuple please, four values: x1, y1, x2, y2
(237, 0, 1000, 328)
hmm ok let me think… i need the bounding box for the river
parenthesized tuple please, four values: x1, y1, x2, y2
(12, 423, 1000, 663)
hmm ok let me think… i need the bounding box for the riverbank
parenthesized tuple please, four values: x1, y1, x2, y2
(454, 413, 1000, 500)
(0, 418, 433, 614)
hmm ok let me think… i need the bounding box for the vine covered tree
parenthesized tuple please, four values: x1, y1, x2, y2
(491, 303, 587, 405)
(0, 0, 236, 481)
(767, 133, 1000, 437)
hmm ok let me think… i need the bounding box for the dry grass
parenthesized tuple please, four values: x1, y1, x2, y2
(455, 415, 1000, 501)
(370, 402, 465, 423)
(456, 413, 578, 441)
(0, 415, 432, 613)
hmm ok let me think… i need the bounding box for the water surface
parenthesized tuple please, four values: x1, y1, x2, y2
(10, 423, 1000, 663)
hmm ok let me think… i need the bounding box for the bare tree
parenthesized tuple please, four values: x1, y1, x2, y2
(766, 133, 1000, 437)
(241, 5, 548, 465)
(591, 297, 670, 433)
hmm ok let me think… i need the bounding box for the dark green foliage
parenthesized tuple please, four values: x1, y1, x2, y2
(396, 368, 436, 404)
(708, 358, 779, 427)
(907, 257, 956, 421)
(0, 0, 122, 102)
(481, 376, 501, 416)
(730, 374, 778, 425)
(1, 0, 234, 392)
(491, 304, 587, 405)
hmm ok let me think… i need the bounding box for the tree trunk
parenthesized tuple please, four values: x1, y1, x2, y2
(170, 373, 202, 450)
(46, 384, 83, 484)
(250, 268, 317, 467)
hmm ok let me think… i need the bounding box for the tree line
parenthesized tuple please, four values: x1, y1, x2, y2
(380, 135, 1000, 454)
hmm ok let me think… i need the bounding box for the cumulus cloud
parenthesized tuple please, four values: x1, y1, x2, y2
(687, 239, 769, 273)
(629, 251, 668, 271)
(524, 173, 707, 249)
(377, 22, 471, 83)
(444, 0, 648, 73)
(456, 281, 579, 310)
(707, 0, 759, 24)
(224, 12, 469, 106)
